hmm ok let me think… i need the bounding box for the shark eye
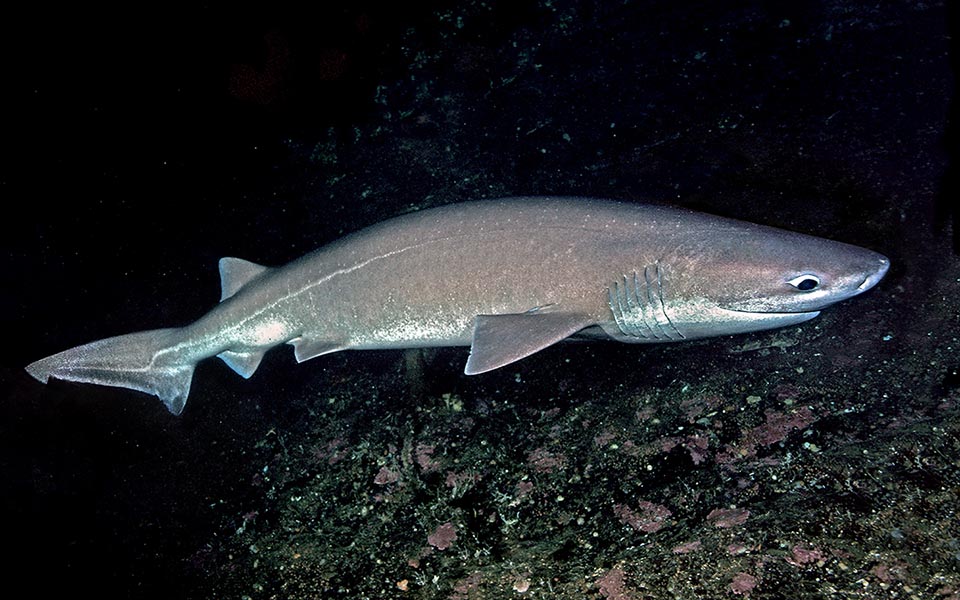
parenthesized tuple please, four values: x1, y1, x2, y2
(787, 274, 820, 291)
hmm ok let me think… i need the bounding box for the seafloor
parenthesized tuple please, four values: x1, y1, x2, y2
(1, 1, 957, 598)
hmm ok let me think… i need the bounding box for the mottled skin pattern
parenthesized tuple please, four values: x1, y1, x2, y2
(26, 197, 888, 414)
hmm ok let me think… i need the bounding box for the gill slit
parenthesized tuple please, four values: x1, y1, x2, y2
(609, 262, 685, 340)
(649, 263, 684, 339)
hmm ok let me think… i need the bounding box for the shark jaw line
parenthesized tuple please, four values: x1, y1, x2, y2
(724, 308, 822, 318)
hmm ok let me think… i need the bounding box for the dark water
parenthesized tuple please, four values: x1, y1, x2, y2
(2, 1, 956, 597)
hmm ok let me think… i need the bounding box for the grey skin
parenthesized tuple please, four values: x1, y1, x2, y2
(26, 197, 889, 415)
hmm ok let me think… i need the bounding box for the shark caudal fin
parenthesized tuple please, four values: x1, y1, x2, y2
(25, 328, 194, 415)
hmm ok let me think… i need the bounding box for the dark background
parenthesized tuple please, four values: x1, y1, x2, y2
(0, 1, 953, 597)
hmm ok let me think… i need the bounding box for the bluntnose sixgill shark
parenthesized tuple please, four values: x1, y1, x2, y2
(26, 197, 889, 415)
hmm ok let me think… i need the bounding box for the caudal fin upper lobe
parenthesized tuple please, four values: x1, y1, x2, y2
(25, 328, 194, 415)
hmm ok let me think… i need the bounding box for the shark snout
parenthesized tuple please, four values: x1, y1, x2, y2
(856, 254, 889, 293)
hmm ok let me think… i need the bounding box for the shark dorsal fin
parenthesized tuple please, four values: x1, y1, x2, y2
(218, 257, 269, 301)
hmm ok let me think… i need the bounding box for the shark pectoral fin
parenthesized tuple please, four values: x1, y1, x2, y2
(219, 257, 270, 301)
(217, 349, 267, 379)
(464, 312, 595, 375)
(288, 337, 346, 363)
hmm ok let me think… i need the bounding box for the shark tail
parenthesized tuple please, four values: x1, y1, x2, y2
(25, 328, 194, 415)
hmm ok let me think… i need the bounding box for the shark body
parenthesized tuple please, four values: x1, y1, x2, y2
(26, 197, 889, 414)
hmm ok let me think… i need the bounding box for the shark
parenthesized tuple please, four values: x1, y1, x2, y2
(26, 197, 889, 415)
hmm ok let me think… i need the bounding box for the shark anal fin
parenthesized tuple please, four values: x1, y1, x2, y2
(219, 257, 270, 301)
(464, 312, 594, 375)
(217, 349, 267, 379)
(289, 337, 346, 363)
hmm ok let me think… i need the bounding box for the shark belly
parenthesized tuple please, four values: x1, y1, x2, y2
(283, 230, 612, 352)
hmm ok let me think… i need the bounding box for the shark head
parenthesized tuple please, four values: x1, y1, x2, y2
(607, 213, 890, 342)
(714, 234, 889, 317)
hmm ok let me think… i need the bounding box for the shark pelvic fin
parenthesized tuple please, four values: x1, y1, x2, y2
(219, 257, 270, 301)
(288, 337, 346, 363)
